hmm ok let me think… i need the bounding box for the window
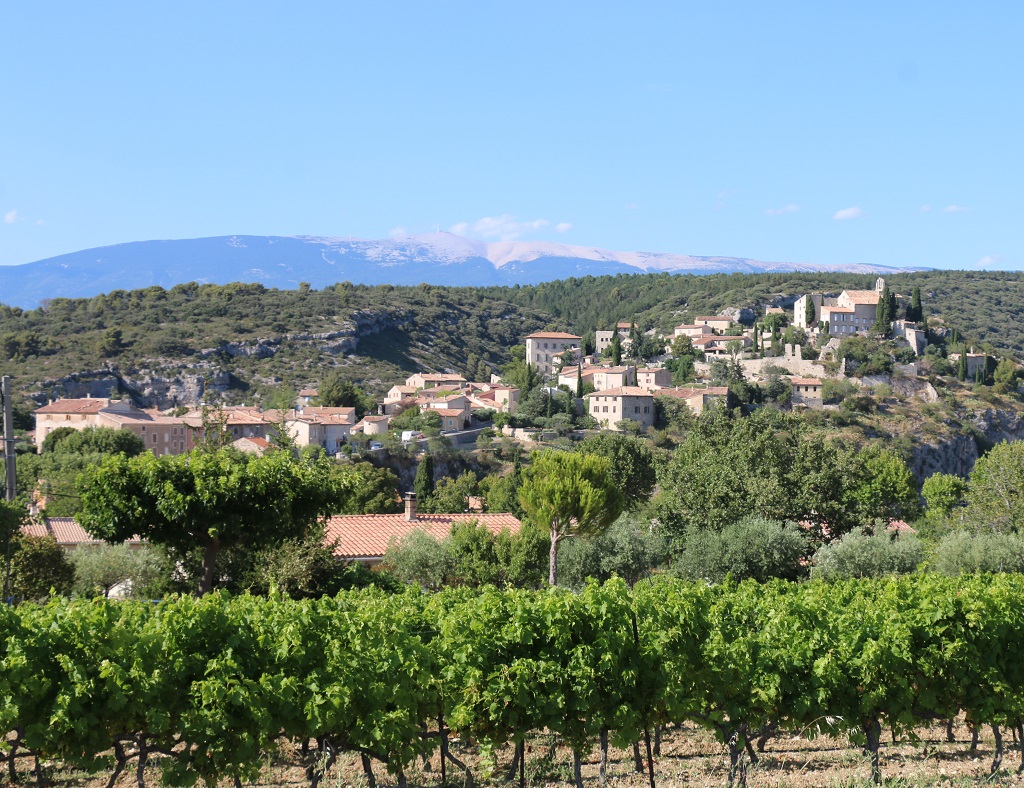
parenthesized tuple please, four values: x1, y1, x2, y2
(152, 434, 157, 444)
(634, 406, 640, 413)
(644, 406, 649, 414)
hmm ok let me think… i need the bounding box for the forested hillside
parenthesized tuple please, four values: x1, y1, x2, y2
(2, 270, 1023, 410)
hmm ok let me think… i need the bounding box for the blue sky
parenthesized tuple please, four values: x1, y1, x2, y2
(1, 2, 1021, 270)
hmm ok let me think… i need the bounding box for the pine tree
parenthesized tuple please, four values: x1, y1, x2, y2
(414, 453, 435, 503)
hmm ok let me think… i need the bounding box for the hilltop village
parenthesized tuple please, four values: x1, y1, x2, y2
(30, 278, 984, 453)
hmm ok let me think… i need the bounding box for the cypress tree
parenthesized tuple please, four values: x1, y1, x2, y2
(874, 285, 893, 335)
(958, 352, 968, 381)
(805, 297, 816, 326)
(909, 287, 923, 323)
(414, 453, 435, 503)
(611, 333, 622, 366)
(576, 365, 584, 399)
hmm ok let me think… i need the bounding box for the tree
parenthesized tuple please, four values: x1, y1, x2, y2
(557, 516, 668, 589)
(43, 426, 145, 457)
(576, 433, 657, 510)
(810, 528, 923, 579)
(336, 462, 402, 514)
(957, 351, 968, 381)
(908, 287, 923, 323)
(611, 333, 622, 366)
(963, 441, 1024, 532)
(77, 449, 350, 594)
(847, 448, 921, 525)
(575, 366, 584, 399)
(873, 284, 895, 335)
(70, 544, 170, 598)
(673, 516, 808, 584)
(993, 358, 1019, 392)
(922, 472, 967, 521)
(420, 471, 477, 514)
(8, 533, 75, 600)
(805, 297, 816, 327)
(414, 453, 435, 504)
(518, 450, 624, 585)
(317, 371, 373, 418)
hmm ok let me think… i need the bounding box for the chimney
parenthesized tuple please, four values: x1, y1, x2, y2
(404, 492, 418, 522)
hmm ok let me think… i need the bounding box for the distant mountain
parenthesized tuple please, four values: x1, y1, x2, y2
(0, 233, 927, 309)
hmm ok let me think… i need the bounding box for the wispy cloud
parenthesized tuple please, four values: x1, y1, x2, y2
(833, 206, 863, 221)
(765, 204, 800, 216)
(943, 204, 970, 213)
(974, 255, 999, 269)
(919, 204, 932, 213)
(387, 226, 408, 238)
(3, 209, 18, 224)
(449, 215, 569, 242)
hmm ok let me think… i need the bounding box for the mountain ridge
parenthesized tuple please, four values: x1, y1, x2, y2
(0, 232, 928, 309)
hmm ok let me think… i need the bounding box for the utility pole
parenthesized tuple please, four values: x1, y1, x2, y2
(2, 375, 16, 602)
(2, 376, 14, 502)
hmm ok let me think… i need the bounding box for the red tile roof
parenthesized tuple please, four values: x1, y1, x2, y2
(324, 513, 522, 561)
(35, 398, 112, 415)
(21, 518, 144, 547)
(586, 386, 654, 398)
(525, 332, 582, 339)
(655, 387, 730, 400)
(790, 378, 823, 386)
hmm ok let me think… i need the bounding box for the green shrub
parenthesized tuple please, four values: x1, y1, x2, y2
(932, 530, 1024, 575)
(811, 527, 923, 580)
(672, 516, 809, 584)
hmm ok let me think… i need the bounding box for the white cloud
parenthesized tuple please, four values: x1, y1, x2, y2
(919, 204, 932, 213)
(3, 209, 18, 224)
(765, 204, 800, 216)
(387, 226, 408, 238)
(833, 206, 863, 221)
(448, 214, 568, 242)
(975, 255, 999, 269)
(943, 204, 970, 213)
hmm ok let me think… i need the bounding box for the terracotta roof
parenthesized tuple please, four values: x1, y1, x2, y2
(842, 290, 882, 305)
(695, 316, 732, 322)
(525, 332, 582, 340)
(433, 409, 466, 417)
(790, 378, 823, 386)
(822, 306, 855, 314)
(325, 513, 522, 560)
(674, 324, 711, 330)
(302, 406, 357, 422)
(616, 322, 633, 328)
(415, 374, 467, 382)
(655, 387, 730, 400)
(21, 518, 144, 547)
(298, 389, 318, 397)
(637, 368, 667, 374)
(586, 386, 654, 398)
(359, 415, 390, 423)
(35, 398, 112, 415)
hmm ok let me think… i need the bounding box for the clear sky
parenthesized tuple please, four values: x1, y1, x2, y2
(1, 2, 1021, 270)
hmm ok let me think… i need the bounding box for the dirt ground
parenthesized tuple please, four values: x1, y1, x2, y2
(12, 719, 1024, 788)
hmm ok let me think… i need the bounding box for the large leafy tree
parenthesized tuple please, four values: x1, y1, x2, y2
(576, 433, 657, 510)
(42, 425, 145, 457)
(77, 449, 351, 594)
(518, 450, 624, 585)
(963, 441, 1024, 532)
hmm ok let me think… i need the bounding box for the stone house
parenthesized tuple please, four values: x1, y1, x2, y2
(635, 367, 672, 389)
(586, 386, 655, 431)
(789, 378, 824, 408)
(525, 332, 582, 376)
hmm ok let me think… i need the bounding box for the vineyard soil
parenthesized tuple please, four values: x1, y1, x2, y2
(14, 721, 1024, 788)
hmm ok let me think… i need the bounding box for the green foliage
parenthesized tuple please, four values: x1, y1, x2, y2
(335, 462, 402, 514)
(672, 515, 808, 583)
(922, 472, 967, 520)
(575, 433, 657, 510)
(77, 448, 351, 593)
(413, 453, 435, 504)
(518, 450, 625, 585)
(805, 296, 816, 326)
(419, 470, 477, 514)
(8, 533, 75, 600)
(821, 377, 859, 404)
(42, 425, 146, 457)
(556, 516, 668, 589)
(931, 530, 1024, 575)
(7, 575, 1024, 786)
(811, 527, 924, 579)
(317, 371, 375, 417)
(847, 448, 921, 524)
(69, 544, 171, 598)
(963, 441, 1024, 532)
